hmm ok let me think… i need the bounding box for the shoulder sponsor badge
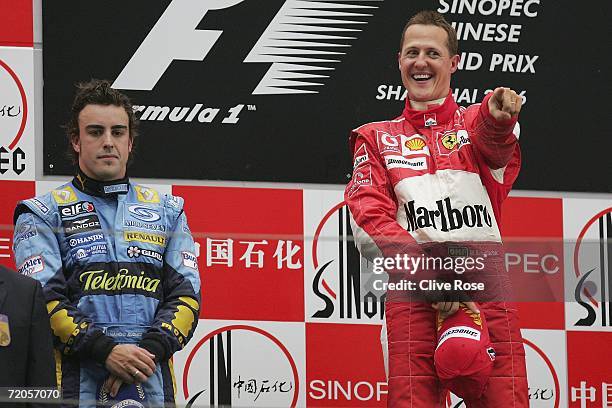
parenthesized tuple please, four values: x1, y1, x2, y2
(181, 251, 198, 269)
(14, 215, 38, 248)
(0, 314, 10, 346)
(347, 165, 372, 197)
(29, 198, 50, 215)
(353, 144, 369, 169)
(135, 185, 160, 203)
(17, 255, 45, 276)
(52, 186, 78, 204)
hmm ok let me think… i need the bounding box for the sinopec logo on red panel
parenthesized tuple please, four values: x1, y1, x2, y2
(572, 208, 612, 329)
(0, 59, 27, 176)
(310, 202, 386, 323)
(183, 325, 299, 407)
(306, 323, 387, 407)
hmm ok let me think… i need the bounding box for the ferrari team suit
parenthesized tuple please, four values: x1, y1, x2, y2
(344, 90, 528, 407)
(13, 171, 201, 407)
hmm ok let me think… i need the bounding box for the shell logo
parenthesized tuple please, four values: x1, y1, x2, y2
(404, 138, 426, 151)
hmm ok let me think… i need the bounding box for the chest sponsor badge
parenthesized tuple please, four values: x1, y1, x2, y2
(0, 314, 10, 346)
(385, 155, 428, 171)
(436, 129, 471, 156)
(424, 113, 437, 127)
(401, 134, 429, 156)
(377, 130, 401, 154)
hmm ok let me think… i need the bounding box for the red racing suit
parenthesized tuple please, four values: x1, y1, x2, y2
(344, 90, 528, 407)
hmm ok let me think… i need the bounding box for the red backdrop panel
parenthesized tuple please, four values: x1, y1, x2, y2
(567, 331, 612, 407)
(0, 180, 35, 269)
(0, 0, 33, 47)
(501, 197, 565, 329)
(174, 186, 304, 322)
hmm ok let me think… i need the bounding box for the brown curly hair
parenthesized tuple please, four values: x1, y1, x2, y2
(64, 79, 139, 164)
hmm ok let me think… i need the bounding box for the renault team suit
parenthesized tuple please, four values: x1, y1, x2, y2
(345, 91, 528, 407)
(13, 171, 201, 407)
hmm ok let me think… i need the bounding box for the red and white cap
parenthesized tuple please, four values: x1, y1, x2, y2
(434, 304, 496, 399)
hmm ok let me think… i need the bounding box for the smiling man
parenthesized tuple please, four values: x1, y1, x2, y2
(12, 80, 201, 407)
(345, 11, 528, 407)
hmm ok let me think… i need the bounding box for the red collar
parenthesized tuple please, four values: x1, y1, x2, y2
(401, 90, 459, 129)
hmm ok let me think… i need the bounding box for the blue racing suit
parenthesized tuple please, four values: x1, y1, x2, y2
(13, 171, 201, 407)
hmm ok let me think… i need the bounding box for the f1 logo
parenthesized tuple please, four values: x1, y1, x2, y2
(113, 0, 244, 91)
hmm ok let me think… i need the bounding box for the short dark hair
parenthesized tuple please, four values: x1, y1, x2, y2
(399, 10, 458, 56)
(64, 79, 139, 164)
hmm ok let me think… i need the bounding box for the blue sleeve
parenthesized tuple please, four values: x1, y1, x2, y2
(138, 198, 201, 361)
(13, 205, 116, 363)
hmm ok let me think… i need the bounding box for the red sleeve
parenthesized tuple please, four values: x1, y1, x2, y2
(468, 92, 519, 170)
(344, 129, 422, 261)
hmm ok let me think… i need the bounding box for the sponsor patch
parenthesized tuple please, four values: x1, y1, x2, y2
(124, 231, 166, 247)
(60, 201, 96, 219)
(52, 186, 78, 204)
(79, 268, 161, 294)
(128, 205, 161, 222)
(424, 113, 437, 127)
(181, 251, 198, 269)
(353, 144, 369, 169)
(182, 217, 191, 234)
(63, 215, 102, 237)
(385, 155, 428, 171)
(437, 129, 470, 156)
(401, 134, 430, 156)
(168, 195, 182, 209)
(103, 183, 129, 194)
(68, 233, 105, 248)
(124, 220, 167, 232)
(135, 186, 160, 203)
(437, 325, 481, 349)
(377, 131, 401, 154)
(72, 244, 108, 261)
(347, 165, 372, 197)
(14, 215, 38, 248)
(17, 255, 44, 276)
(29, 198, 49, 215)
(0, 314, 10, 346)
(127, 246, 163, 262)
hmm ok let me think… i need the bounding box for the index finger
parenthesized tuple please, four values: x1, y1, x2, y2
(464, 301, 480, 314)
(134, 348, 157, 372)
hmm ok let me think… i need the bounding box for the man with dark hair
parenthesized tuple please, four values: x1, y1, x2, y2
(345, 10, 528, 407)
(13, 79, 201, 407)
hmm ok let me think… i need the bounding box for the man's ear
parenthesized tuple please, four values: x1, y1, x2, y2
(71, 134, 80, 153)
(449, 54, 460, 74)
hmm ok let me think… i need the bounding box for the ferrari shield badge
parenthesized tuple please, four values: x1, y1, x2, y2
(0, 314, 10, 346)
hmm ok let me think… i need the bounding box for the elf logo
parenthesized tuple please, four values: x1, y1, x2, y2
(113, 0, 378, 94)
